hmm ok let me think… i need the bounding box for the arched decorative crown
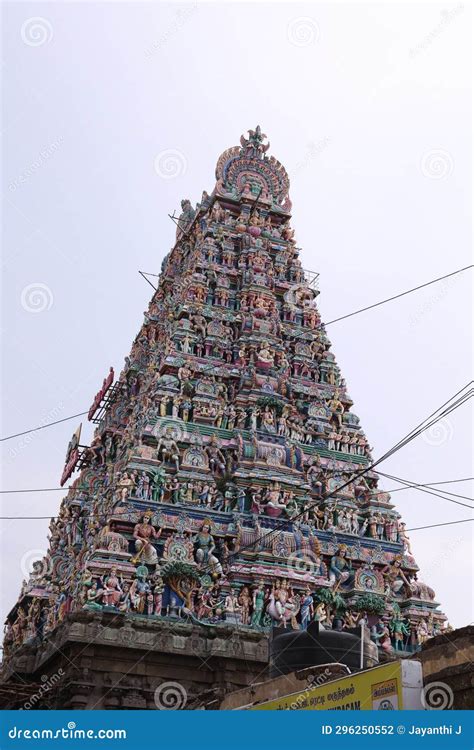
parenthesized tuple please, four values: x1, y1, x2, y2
(215, 126, 291, 211)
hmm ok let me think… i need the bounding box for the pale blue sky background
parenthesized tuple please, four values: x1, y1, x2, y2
(1, 1, 472, 629)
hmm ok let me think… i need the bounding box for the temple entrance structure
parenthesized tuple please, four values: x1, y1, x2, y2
(1, 127, 446, 709)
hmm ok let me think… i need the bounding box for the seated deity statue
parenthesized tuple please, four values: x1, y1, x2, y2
(329, 545, 354, 587)
(132, 512, 160, 565)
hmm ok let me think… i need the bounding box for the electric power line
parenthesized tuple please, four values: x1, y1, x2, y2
(377, 384, 473, 460)
(324, 264, 473, 325)
(0, 488, 75, 495)
(376, 471, 474, 510)
(377, 479, 474, 501)
(403, 478, 473, 486)
(1, 412, 88, 443)
(406, 518, 473, 532)
(378, 472, 474, 502)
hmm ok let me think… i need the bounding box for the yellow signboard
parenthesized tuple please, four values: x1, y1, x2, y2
(251, 662, 419, 711)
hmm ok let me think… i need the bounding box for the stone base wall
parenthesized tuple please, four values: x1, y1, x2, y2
(0, 612, 269, 710)
(419, 626, 474, 710)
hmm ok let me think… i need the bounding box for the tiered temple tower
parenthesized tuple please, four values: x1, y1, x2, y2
(1, 127, 446, 709)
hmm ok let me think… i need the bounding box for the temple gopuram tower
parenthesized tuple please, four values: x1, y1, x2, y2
(1, 127, 446, 709)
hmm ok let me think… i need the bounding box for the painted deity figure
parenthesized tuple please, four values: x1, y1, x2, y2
(249, 406, 259, 432)
(300, 587, 314, 630)
(205, 435, 226, 474)
(257, 345, 275, 366)
(283, 491, 298, 519)
(24, 599, 41, 640)
(151, 468, 166, 502)
(376, 513, 385, 539)
(81, 567, 93, 590)
(102, 566, 123, 607)
(371, 620, 392, 653)
(191, 313, 207, 341)
(416, 618, 431, 646)
(390, 614, 410, 651)
(260, 406, 276, 433)
(142, 472, 151, 500)
(382, 556, 410, 598)
(118, 583, 131, 612)
(343, 610, 360, 630)
(350, 510, 360, 535)
(83, 581, 103, 611)
(178, 363, 194, 392)
(130, 565, 150, 613)
(251, 581, 265, 627)
(327, 389, 345, 429)
(133, 511, 160, 565)
(198, 482, 211, 507)
(236, 487, 247, 514)
(277, 413, 288, 436)
(117, 472, 135, 502)
(397, 521, 413, 554)
(156, 428, 180, 470)
(384, 516, 398, 543)
(251, 489, 264, 515)
(165, 475, 180, 504)
(267, 579, 299, 628)
(194, 519, 222, 576)
(152, 574, 165, 616)
(265, 481, 286, 512)
(368, 513, 378, 539)
(176, 198, 195, 239)
(196, 588, 213, 620)
(135, 471, 145, 499)
(238, 586, 251, 625)
(159, 396, 169, 417)
(329, 545, 353, 588)
(224, 588, 242, 624)
(314, 602, 331, 629)
(306, 454, 323, 494)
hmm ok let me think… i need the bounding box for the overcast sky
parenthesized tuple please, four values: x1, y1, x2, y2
(1, 1, 472, 630)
